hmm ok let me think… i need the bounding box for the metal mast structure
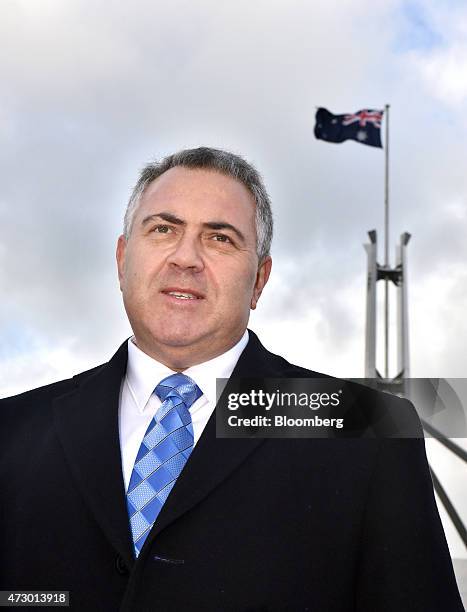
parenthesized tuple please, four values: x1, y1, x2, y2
(363, 106, 466, 549)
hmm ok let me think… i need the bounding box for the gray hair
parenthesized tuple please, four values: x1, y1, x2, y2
(123, 146, 273, 261)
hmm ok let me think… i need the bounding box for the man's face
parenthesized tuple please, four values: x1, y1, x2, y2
(116, 166, 272, 369)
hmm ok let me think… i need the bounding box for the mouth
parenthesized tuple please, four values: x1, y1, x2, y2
(161, 288, 205, 301)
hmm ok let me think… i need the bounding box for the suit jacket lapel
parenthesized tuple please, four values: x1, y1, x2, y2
(144, 331, 285, 545)
(53, 342, 135, 570)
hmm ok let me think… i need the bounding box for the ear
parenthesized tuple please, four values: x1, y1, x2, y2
(251, 256, 272, 310)
(116, 234, 127, 290)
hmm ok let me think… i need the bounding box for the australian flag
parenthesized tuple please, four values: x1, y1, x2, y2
(314, 108, 383, 148)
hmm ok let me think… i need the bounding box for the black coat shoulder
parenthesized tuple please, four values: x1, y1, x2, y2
(0, 361, 108, 449)
(243, 330, 423, 438)
(0, 362, 103, 406)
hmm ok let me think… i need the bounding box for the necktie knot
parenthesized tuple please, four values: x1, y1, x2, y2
(155, 372, 202, 409)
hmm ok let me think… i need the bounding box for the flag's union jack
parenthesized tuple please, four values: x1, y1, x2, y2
(342, 110, 383, 128)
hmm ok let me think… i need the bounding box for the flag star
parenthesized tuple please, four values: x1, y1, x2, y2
(357, 130, 368, 141)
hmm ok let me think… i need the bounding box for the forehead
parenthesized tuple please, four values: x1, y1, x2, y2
(137, 166, 256, 226)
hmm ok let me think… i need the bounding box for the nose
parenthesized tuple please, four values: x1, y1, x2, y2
(166, 232, 204, 272)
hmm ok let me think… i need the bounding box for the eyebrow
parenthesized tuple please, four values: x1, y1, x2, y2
(141, 212, 246, 243)
(142, 212, 184, 226)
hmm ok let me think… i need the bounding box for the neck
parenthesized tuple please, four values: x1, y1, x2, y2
(132, 332, 246, 371)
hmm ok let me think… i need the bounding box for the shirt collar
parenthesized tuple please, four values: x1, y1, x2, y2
(126, 330, 249, 413)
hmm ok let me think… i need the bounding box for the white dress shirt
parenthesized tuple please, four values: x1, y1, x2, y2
(118, 331, 249, 492)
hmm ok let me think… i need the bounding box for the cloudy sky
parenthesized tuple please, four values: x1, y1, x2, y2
(1, 0, 466, 556)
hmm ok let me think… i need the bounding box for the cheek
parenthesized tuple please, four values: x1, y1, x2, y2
(124, 248, 164, 286)
(216, 265, 257, 301)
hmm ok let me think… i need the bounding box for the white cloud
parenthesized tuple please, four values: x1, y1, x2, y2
(411, 43, 467, 108)
(402, 1, 467, 110)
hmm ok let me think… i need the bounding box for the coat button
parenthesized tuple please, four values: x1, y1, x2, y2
(115, 555, 129, 575)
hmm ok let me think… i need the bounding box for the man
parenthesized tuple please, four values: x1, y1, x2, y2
(1, 147, 463, 611)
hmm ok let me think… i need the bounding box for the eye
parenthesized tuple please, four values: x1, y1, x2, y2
(212, 234, 231, 243)
(153, 225, 172, 234)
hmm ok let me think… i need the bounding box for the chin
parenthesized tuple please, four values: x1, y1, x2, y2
(150, 325, 206, 349)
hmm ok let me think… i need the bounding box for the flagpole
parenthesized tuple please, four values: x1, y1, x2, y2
(384, 104, 390, 378)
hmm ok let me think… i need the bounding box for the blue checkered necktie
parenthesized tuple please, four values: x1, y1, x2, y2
(126, 373, 202, 558)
